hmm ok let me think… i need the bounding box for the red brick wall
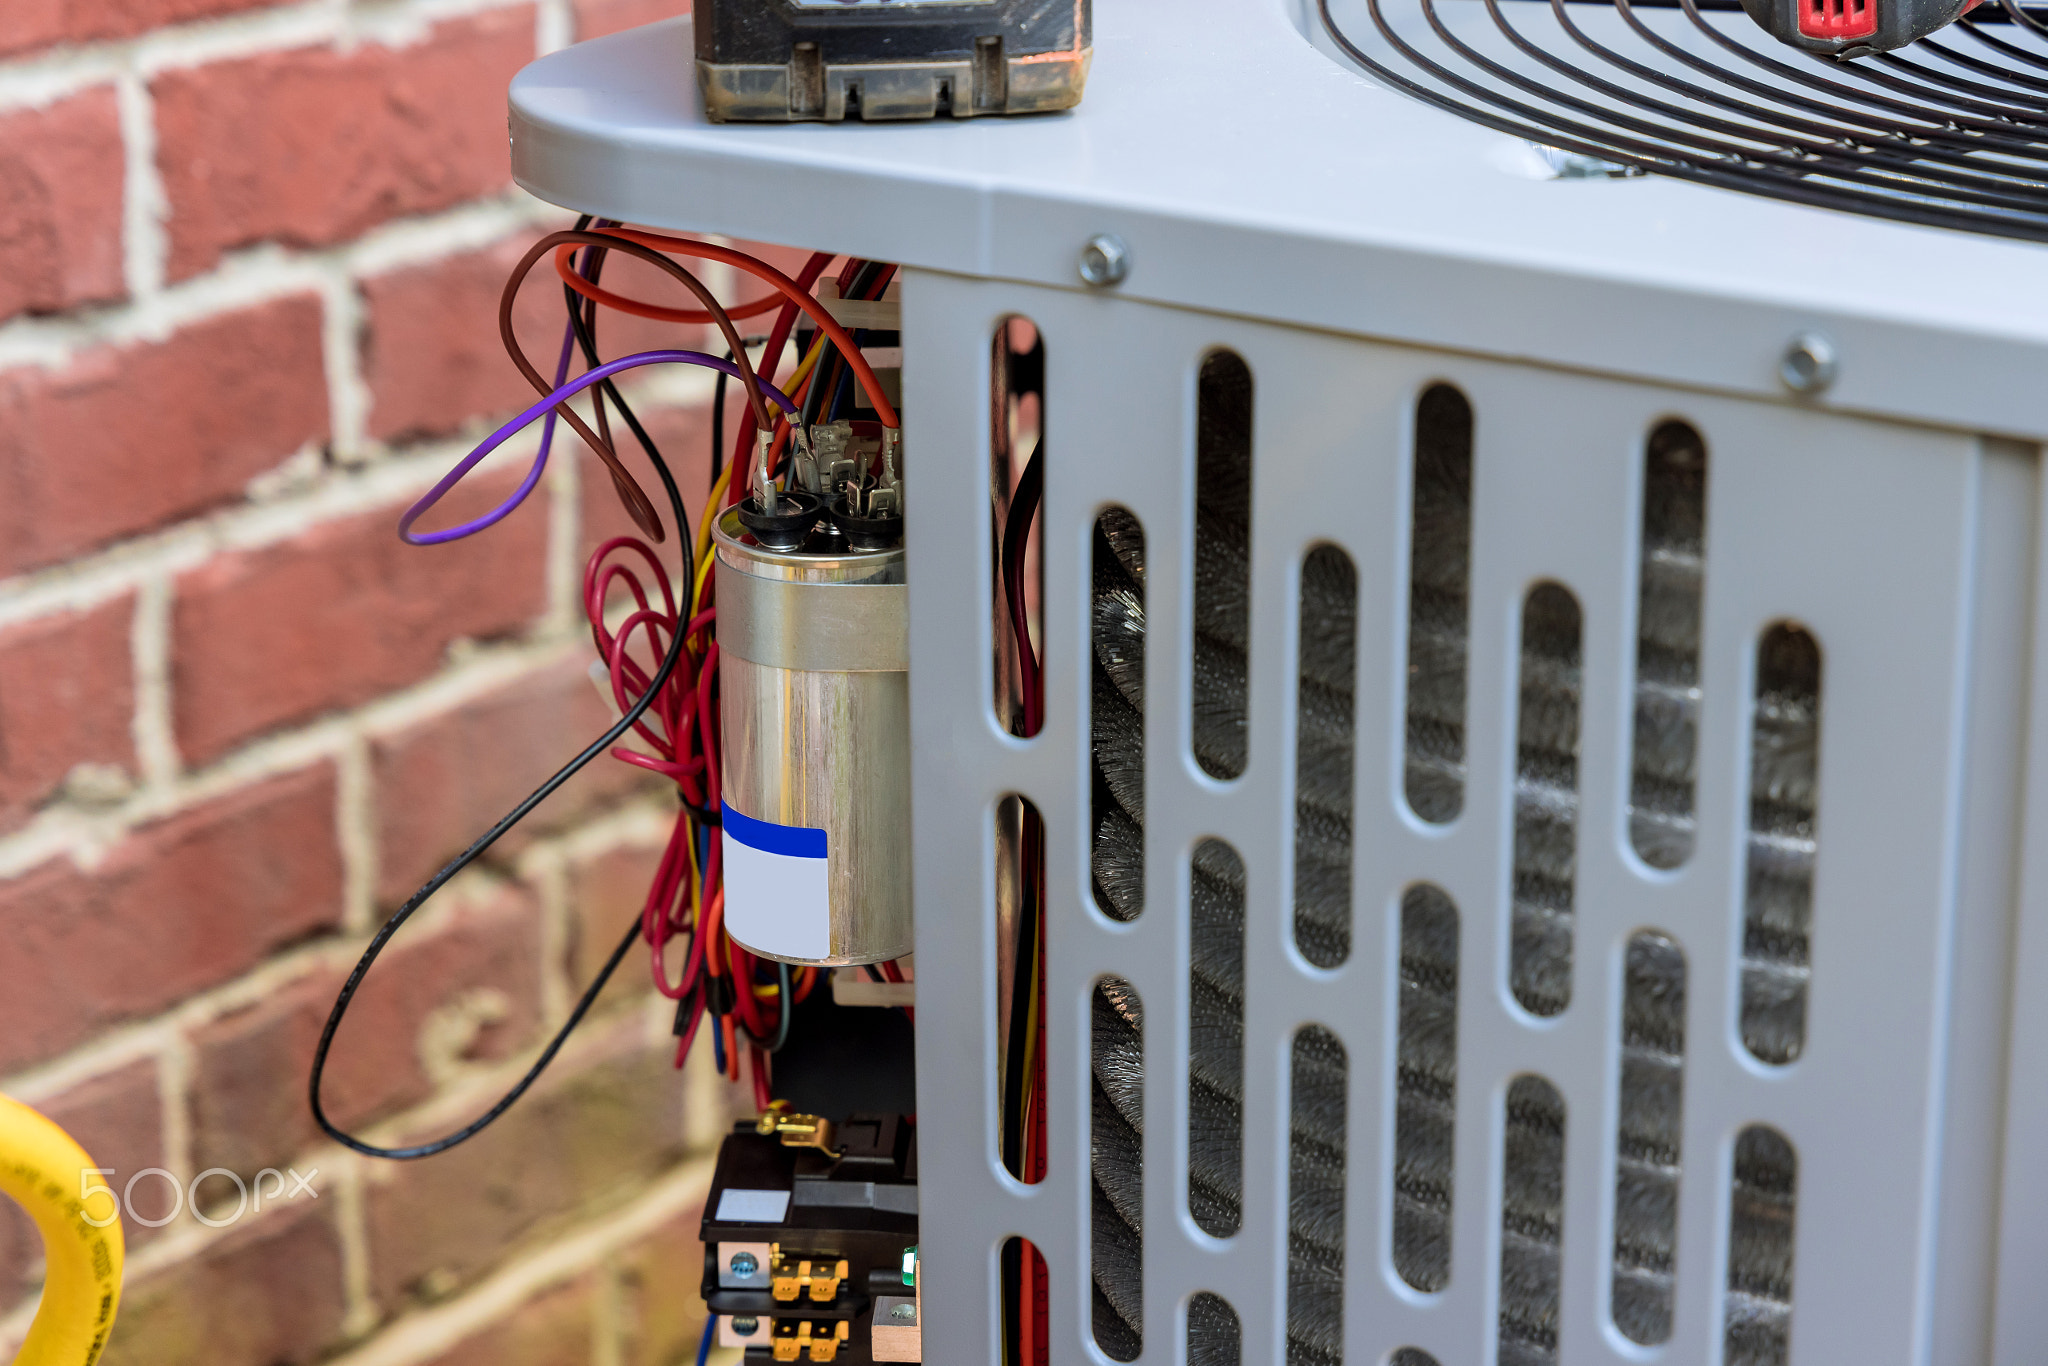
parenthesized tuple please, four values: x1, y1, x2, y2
(0, 4, 749, 1363)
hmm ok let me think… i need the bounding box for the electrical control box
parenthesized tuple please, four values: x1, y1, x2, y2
(691, 0, 1090, 122)
(703, 1108, 919, 1363)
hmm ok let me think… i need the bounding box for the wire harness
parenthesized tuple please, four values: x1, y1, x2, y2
(311, 221, 905, 1156)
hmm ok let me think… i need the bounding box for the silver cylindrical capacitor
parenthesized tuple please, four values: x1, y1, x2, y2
(714, 507, 909, 965)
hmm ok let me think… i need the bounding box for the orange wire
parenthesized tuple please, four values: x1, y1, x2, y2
(702, 889, 727, 974)
(552, 231, 901, 428)
(549, 253, 786, 325)
(554, 280, 783, 327)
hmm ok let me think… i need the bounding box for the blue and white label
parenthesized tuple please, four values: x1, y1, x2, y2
(721, 801, 831, 961)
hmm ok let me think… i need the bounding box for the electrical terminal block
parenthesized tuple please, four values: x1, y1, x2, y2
(811, 421, 855, 498)
(769, 1317, 850, 1362)
(756, 1101, 839, 1153)
(811, 1258, 849, 1302)
(702, 1114, 916, 1364)
(768, 1253, 849, 1303)
(880, 427, 902, 490)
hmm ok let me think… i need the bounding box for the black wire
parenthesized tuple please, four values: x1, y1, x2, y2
(566, 224, 728, 830)
(733, 958, 796, 1054)
(309, 229, 701, 1162)
(708, 337, 766, 491)
(828, 331, 863, 423)
(798, 260, 884, 435)
(770, 961, 792, 1052)
(565, 218, 696, 592)
(711, 366, 728, 486)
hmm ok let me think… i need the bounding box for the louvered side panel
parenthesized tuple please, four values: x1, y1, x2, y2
(904, 270, 2026, 1366)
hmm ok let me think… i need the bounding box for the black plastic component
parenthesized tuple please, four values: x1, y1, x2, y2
(695, 0, 1085, 70)
(701, 1115, 918, 1366)
(692, 0, 1090, 123)
(737, 490, 824, 551)
(1739, 0, 1965, 52)
(771, 976, 916, 1122)
(828, 494, 903, 553)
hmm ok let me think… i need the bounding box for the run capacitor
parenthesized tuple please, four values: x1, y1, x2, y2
(714, 505, 910, 965)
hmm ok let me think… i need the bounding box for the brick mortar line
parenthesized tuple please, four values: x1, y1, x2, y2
(113, 70, 167, 299)
(0, 188, 560, 369)
(333, 1154, 380, 1339)
(528, 854, 575, 1027)
(543, 396, 584, 639)
(535, 0, 576, 56)
(322, 265, 375, 465)
(0, 374, 712, 643)
(0, 376, 715, 867)
(129, 573, 178, 790)
(342, 0, 552, 52)
(0, 628, 588, 878)
(0, 3, 337, 107)
(592, 1259, 628, 1366)
(0, 790, 678, 1102)
(0, 868, 502, 1102)
(0, 1055, 705, 1356)
(517, 800, 677, 1027)
(157, 1031, 196, 1194)
(2, 998, 730, 1354)
(300, 970, 712, 1227)
(0, 0, 551, 107)
(0, 414, 574, 623)
(340, 1002, 656, 1158)
(337, 732, 379, 935)
(330, 1154, 716, 1366)
(0, 365, 715, 626)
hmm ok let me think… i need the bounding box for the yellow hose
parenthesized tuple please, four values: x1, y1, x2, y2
(0, 1093, 122, 1366)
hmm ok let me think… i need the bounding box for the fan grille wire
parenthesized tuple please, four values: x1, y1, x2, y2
(1317, 0, 2048, 242)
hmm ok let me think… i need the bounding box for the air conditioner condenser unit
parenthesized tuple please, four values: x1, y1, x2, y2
(509, 3, 2048, 1361)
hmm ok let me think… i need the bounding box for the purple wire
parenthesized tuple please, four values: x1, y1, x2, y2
(400, 351, 798, 545)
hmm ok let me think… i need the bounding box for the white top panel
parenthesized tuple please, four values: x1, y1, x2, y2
(510, 0, 2048, 436)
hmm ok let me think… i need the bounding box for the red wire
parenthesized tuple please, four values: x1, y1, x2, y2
(728, 252, 836, 504)
(557, 234, 899, 428)
(573, 245, 863, 1104)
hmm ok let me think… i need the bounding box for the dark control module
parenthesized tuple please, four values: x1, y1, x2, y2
(691, 0, 1090, 123)
(702, 1105, 919, 1362)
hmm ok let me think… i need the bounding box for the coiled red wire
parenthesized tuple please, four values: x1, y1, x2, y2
(583, 532, 795, 1111)
(575, 242, 919, 1111)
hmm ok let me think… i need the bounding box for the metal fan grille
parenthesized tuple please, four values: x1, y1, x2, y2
(1317, 0, 2048, 242)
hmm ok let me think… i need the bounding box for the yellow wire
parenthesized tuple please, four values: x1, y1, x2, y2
(782, 332, 827, 403)
(694, 325, 814, 578)
(696, 463, 734, 581)
(683, 809, 700, 918)
(693, 536, 718, 619)
(0, 1092, 123, 1365)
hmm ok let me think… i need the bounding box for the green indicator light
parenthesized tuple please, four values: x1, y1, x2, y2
(902, 1246, 918, 1287)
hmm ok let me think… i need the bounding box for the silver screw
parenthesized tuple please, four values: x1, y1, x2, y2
(732, 1315, 760, 1335)
(729, 1251, 759, 1278)
(1078, 234, 1129, 288)
(890, 1303, 918, 1322)
(1779, 332, 1838, 395)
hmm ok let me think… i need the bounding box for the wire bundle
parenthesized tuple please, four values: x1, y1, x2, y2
(994, 357, 1050, 1364)
(311, 218, 904, 1155)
